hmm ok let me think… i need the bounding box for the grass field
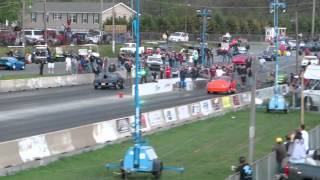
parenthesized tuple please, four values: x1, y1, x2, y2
(1, 109, 319, 180)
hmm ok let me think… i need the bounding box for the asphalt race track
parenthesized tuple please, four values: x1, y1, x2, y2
(0, 50, 298, 142)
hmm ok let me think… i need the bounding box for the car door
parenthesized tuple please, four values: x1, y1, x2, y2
(308, 82, 320, 106)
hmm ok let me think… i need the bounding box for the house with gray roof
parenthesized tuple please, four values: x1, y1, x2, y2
(24, 2, 135, 31)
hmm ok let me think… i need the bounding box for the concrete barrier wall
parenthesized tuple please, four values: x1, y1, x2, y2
(0, 74, 95, 92)
(0, 85, 287, 176)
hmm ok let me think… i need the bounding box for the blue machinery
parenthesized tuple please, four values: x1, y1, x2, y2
(106, 0, 184, 178)
(267, 0, 289, 113)
(197, 9, 211, 67)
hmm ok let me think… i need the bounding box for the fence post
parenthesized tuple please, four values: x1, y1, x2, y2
(255, 162, 259, 180)
(267, 154, 271, 180)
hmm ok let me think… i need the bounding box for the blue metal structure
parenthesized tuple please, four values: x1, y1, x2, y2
(197, 9, 211, 67)
(106, 0, 184, 178)
(267, 0, 289, 113)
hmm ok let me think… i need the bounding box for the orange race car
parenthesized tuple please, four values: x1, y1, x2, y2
(207, 76, 238, 94)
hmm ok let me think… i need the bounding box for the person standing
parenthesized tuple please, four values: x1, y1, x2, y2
(235, 156, 253, 180)
(300, 124, 309, 152)
(65, 54, 72, 74)
(179, 67, 187, 89)
(272, 137, 286, 173)
(192, 49, 199, 67)
(47, 55, 55, 74)
(289, 132, 307, 164)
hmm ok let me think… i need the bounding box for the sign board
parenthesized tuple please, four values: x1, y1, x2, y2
(191, 103, 201, 116)
(177, 105, 190, 120)
(148, 110, 164, 127)
(163, 108, 178, 123)
(104, 25, 127, 33)
(116, 118, 131, 133)
(200, 100, 213, 115)
(212, 98, 222, 111)
(232, 95, 241, 107)
(222, 96, 232, 109)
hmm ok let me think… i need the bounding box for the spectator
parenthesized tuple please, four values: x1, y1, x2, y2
(124, 60, 132, 80)
(165, 66, 171, 79)
(71, 55, 78, 74)
(192, 49, 199, 66)
(151, 71, 157, 82)
(65, 55, 72, 74)
(300, 124, 309, 152)
(289, 132, 307, 164)
(272, 137, 286, 173)
(47, 55, 55, 74)
(235, 156, 253, 180)
(179, 67, 187, 89)
(304, 48, 311, 56)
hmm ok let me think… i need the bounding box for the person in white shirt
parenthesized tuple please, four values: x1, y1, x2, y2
(216, 67, 225, 77)
(289, 132, 307, 164)
(300, 124, 309, 152)
(65, 55, 72, 74)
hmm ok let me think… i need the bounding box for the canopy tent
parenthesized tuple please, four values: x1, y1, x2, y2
(305, 65, 320, 80)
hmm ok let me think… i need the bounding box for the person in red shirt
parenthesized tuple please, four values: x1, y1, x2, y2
(165, 66, 171, 78)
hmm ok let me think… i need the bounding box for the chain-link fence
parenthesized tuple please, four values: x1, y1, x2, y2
(225, 125, 320, 180)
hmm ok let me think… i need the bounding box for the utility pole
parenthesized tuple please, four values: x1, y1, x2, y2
(112, 0, 115, 54)
(131, 0, 133, 9)
(44, 0, 47, 46)
(295, 0, 299, 75)
(184, 2, 187, 33)
(249, 56, 257, 164)
(197, 9, 211, 67)
(100, 0, 103, 31)
(22, 0, 26, 50)
(311, 0, 316, 40)
(300, 71, 305, 125)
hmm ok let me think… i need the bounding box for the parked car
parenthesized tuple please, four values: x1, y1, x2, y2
(259, 49, 276, 61)
(304, 80, 320, 111)
(207, 76, 237, 94)
(120, 43, 144, 55)
(0, 57, 25, 70)
(168, 32, 189, 42)
(86, 30, 104, 44)
(54, 47, 65, 62)
(232, 54, 249, 65)
(94, 72, 124, 89)
(302, 41, 320, 52)
(146, 54, 163, 71)
(301, 56, 319, 67)
(32, 45, 50, 64)
(7, 46, 25, 62)
(24, 29, 44, 44)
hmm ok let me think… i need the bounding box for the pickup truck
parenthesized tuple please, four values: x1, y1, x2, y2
(120, 43, 144, 55)
(282, 149, 320, 180)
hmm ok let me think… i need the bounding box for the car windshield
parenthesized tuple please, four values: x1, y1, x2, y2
(171, 33, 181, 36)
(24, 31, 32, 35)
(34, 31, 43, 35)
(100, 73, 118, 79)
(212, 76, 231, 81)
(0, 59, 8, 63)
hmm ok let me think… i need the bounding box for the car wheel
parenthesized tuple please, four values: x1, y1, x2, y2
(119, 83, 124, 89)
(94, 86, 98, 90)
(266, 105, 270, 113)
(304, 97, 317, 111)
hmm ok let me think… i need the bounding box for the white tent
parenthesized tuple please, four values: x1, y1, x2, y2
(304, 65, 320, 80)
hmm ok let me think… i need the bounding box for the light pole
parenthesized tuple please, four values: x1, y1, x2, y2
(112, 0, 115, 54)
(197, 9, 211, 67)
(269, 0, 286, 96)
(184, 3, 191, 33)
(43, 0, 48, 46)
(249, 56, 257, 164)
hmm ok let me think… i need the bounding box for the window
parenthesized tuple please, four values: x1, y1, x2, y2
(68, 13, 77, 23)
(82, 13, 88, 24)
(53, 13, 62, 21)
(93, 14, 99, 24)
(123, 15, 127, 20)
(31, 12, 37, 23)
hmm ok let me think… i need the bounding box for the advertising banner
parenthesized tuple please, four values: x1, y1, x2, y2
(241, 92, 251, 105)
(177, 105, 190, 121)
(18, 135, 51, 162)
(129, 113, 150, 132)
(191, 103, 201, 116)
(93, 120, 118, 144)
(148, 110, 164, 127)
(116, 118, 131, 134)
(232, 95, 241, 107)
(200, 100, 213, 115)
(222, 96, 232, 109)
(211, 98, 222, 111)
(163, 108, 178, 123)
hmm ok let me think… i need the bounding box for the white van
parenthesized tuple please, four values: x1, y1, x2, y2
(168, 32, 189, 42)
(24, 29, 44, 42)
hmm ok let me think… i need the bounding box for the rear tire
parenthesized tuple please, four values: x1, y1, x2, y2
(266, 105, 270, 113)
(152, 160, 163, 179)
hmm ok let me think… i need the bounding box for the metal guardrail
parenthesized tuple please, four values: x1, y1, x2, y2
(225, 125, 320, 180)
